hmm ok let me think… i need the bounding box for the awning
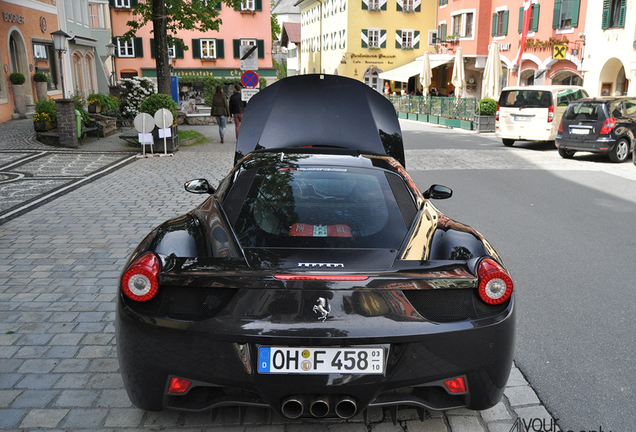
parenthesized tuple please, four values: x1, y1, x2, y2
(378, 55, 454, 82)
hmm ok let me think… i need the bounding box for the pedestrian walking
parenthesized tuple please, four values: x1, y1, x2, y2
(211, 86, 230, 143)
(229, 85, 246, 140)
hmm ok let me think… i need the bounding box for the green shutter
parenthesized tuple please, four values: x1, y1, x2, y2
(361, 29, 368, 48)
(442, 24, 447, 41)
(503, 10, 509, 35)
(413, 30, 419, 49)
(601, 0, 610, 29)
(618, 0, 626, 27)
(396, 30, 402, 48)
(531, 4, 540, 32)
(381, 0, 386, 10)
(216, 39, 224, 58)
(256, 40, 264, 58)
(109, 0, 115, 7)
(380, 29, 386, 48)
(553, 0, 562, 28)
(255, 0, 262, 11)
(397, 0, 402, 12)
(176, 40, 184, 59)
(233, 39, 241, 58)
(362, 0, 368, 10)
(415, 1, 420, 12)
(130, 0, 138, 6)
(192, 39, 200, 58)
(492, 13, 497, 36)
(215, 0, 222, 10)
(518, 6, 524, 33)
(134, 37, 143, 58)
(150, 38, 155, 58)
(112, 36, 119, 57)
(571, 0, 580, 27)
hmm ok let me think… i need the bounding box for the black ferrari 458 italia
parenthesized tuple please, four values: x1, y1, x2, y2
(116, 74, 515, 422)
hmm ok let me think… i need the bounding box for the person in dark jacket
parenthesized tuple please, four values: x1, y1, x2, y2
(229, 85, 246, 140)
(211, 86, 230, 143)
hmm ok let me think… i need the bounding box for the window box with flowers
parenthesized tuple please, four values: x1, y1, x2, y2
(33, 112, 56, 132)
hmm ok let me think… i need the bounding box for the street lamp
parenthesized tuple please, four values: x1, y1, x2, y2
(106, 42, 117, 86)
(51, 29, 71, 98)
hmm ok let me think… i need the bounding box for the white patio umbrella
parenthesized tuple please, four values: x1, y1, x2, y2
(420, 51, 432, 95)
(451, 47, 465, 97)
(482, 42, 502, 100)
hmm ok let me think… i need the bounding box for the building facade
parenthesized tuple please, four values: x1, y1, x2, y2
(297, 0, 436, 93)
(0, 0, 61, 123)
(109, 0, 275, 84)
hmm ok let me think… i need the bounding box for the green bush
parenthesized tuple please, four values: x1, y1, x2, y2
(139, 93, 178, 125)
(9, 72, 25, 85)
(34, 97, 57, 123)
(33, 72, 48, 83)
(88, 93, 119, 111)
(478, 98, 497, 116)
(71, 93, 91, 125)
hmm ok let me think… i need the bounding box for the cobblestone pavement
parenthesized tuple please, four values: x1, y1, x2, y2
(3, 118, 630, 431)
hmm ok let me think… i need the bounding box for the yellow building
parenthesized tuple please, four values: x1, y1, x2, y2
(297, 0, 437, 93)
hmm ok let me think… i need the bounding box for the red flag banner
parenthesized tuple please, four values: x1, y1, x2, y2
(515, 0, 532, 66)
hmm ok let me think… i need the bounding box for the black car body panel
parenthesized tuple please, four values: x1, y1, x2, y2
(116, 76, 515, 420)
(235, 74, 405, 166)
(556, 96, 636, 162)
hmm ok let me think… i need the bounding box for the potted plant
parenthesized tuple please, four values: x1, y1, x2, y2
(139, 93, 179, 152)
(10, 72, 27, 115)
(33, 97, 57, 132)
(33, 72, 49, 102)
(474, 97, 497, 132)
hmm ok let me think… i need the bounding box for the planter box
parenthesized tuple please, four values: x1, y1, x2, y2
(407, 113, 418, 120)
(474, 115, 496, 132)
(460, 120, 473, 130)
(417, 114, 428, 122)
(398, 112, 408, 119)
(428, 116, 440, 124)
(144, 125, 179, 153)
(446, 118, 461, 128)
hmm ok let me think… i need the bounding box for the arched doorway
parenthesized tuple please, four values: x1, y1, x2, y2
(519, 68, 536, 86)
(73, 52, 85, 96)
(598, 58, 627, 96)
(9, 30, 29, 78)
(363, 66, 382, 92)
(550, 69, 583, 86)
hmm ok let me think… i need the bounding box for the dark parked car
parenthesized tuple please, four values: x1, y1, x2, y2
(556, 96, 636, 162)
(116, 75, 515, 422)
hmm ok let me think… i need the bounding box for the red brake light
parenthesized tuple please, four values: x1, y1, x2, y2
(600, 117, 616, 134)
(121, 253, 160, 302)
(274, 275, 369, 281)
(444, 377, 466, 393)
(558, 118, 563, 132)
(547, 105, 554, 123)
(168, 377, 192, 394)
(477, 258, 513, 305)
(495, 105, 500, 121)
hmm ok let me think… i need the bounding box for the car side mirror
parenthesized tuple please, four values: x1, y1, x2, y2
(424, 184, 452, 200)
(184, 179, 216, 194)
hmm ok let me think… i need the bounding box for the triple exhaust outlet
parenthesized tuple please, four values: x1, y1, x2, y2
(281, 395, 357, 419)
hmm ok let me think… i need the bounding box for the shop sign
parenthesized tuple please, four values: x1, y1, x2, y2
(349, 53, 397, 66)
(3, 12, 25, 24)
(524, 36, 569, 50)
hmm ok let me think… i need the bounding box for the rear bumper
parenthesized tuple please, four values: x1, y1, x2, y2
(116, 291, 515, 417)
(555, 136, 618, 154)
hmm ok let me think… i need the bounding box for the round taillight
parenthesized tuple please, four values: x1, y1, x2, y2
(121, 253, 160, 302)
(477, 258, 513, 305)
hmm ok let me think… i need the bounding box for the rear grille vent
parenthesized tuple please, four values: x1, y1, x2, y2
(402, 289, 507, 322)
(124, 286, 236, 321)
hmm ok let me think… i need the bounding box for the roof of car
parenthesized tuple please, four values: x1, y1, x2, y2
(568, 96, 633, 103)
(501, 85, 586, 92)
(235, 74, 405, 166)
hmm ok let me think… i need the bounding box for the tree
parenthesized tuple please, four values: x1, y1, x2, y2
(123, 0, 240, 95)
(270, 0, 281, 42)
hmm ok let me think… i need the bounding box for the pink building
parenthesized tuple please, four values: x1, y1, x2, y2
(435, 0, 587, 99)
(109, 0, 274, 84)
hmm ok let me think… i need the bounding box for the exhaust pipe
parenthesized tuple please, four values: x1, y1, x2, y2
(335, 396, 357, 419)
(309, 396, 330, 418)
(281, 396, 304, 419)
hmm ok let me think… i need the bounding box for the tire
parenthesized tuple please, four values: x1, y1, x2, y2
(558, 147, 575, 159)
(502, 139, 515, 147)
(609, 138, 630, 163)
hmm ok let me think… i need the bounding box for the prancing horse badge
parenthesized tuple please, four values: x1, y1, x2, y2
(313, 297, 331, 322)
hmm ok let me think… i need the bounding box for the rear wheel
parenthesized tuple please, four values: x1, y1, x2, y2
(558, 147, 575, 159)
(609, 138, 630, 163)
(502, 139, 515, 147)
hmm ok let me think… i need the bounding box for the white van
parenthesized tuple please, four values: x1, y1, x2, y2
(495, 85, 589, 146)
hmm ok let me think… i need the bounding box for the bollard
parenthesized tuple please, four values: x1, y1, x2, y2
(75, 109, 82, 138)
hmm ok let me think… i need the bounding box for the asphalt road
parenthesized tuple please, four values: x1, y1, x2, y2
(404, 124, 636, 432)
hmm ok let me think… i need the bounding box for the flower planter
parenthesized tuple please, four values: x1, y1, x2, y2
(417, 114, 428, 122)
(35, 82, 48, 102)
(88, 103, 102, 114)
(460, 120, 474, 130)
(428, 116, 440, 124)
(407, 113, 418, 120)
(398, 112, 408, 119)
(12, 84, 26, 115)
(474, 115, 496, 132)
(143, 124, 179, 153)
(446, 118, 461, 128)
(33, 121, 55, 132)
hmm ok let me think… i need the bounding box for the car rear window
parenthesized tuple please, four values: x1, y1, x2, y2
(563, 102, 605, 121)
(225, 166, 413, 249)
(499, 90, 553, 108)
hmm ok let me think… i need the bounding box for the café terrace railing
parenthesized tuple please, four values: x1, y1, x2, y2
(387, 95, 480, 130)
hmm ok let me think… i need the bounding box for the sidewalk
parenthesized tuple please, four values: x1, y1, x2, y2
(0, 118, 556, 431)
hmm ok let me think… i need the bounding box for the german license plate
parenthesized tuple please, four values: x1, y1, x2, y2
(570, 128, 589, 135)
(514, 116, 531, 121)
(258, 346, 385, 374)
